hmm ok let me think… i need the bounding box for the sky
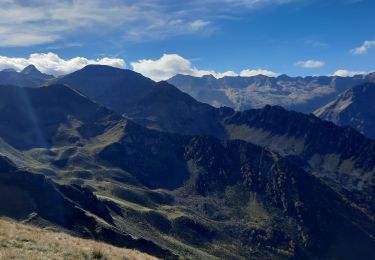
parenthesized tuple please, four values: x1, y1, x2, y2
(0, 0, 374, 80)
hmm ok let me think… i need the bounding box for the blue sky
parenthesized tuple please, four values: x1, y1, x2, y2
(0, 0, 374, 80)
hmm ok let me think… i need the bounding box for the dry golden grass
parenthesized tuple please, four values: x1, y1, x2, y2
(0, 218, 157, 260)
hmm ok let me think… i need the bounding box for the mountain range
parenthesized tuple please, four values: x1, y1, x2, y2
(0, 65, 374, 259)
(0, 65, 54, 88)
(168, 73, 375, 113)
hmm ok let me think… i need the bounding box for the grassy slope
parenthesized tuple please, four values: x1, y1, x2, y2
(0, 218, 155, 260)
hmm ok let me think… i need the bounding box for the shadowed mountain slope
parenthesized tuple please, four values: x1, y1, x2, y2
(0, 84, 120, 149)
(53, 65, 226, 137)
(52, 65, 155, 114)
(315, 82, 375, 139)
(220, 105, 375, 216)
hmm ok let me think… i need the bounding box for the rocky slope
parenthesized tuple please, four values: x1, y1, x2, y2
(314, 82, 375, 139)
(96, 123, 375, 259)
(219, 105, 375, 216)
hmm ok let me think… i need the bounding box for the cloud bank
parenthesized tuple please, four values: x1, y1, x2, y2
(1, 52, 369, 80)
(131, 54, 278, 81)
(0, 53, 125, 76)
(0, 52, 277, 80)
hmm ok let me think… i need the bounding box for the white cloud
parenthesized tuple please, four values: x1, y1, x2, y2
(0, 0, 299, 47)
(240, 69, 278, 77)
(0, 52, 125, 76)
(333, 69, 367, 77)
(351, 40, 375, 55)
(208, 0, 296, 8)
(131, 53, 278, 81)
(295, 60, 325, 68)
(188, 20, 211, 32)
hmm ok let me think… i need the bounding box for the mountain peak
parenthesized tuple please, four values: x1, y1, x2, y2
(20, 65, 54, 80)
(75, 64, 149, 79)
(21, 65, 41, 75)
(277, 74, 291, 80)
(81, 64, 124, 72)
(202, 74, 216, 79)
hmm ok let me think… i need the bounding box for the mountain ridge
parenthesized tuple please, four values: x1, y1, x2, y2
(168, 72, 374, 112)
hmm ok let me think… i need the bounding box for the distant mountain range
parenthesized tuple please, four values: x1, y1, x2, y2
(0, 65, 375, 259)
(0, 65, 54, 87)
(315, 82, 375, 139)
(168, 73, 375, 113)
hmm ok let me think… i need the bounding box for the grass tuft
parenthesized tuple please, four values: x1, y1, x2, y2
(90, 249, 107, 260)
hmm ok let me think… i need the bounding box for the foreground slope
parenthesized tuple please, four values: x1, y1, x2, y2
(0, 218, 155, 260)
(314, 82, 375, 139)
